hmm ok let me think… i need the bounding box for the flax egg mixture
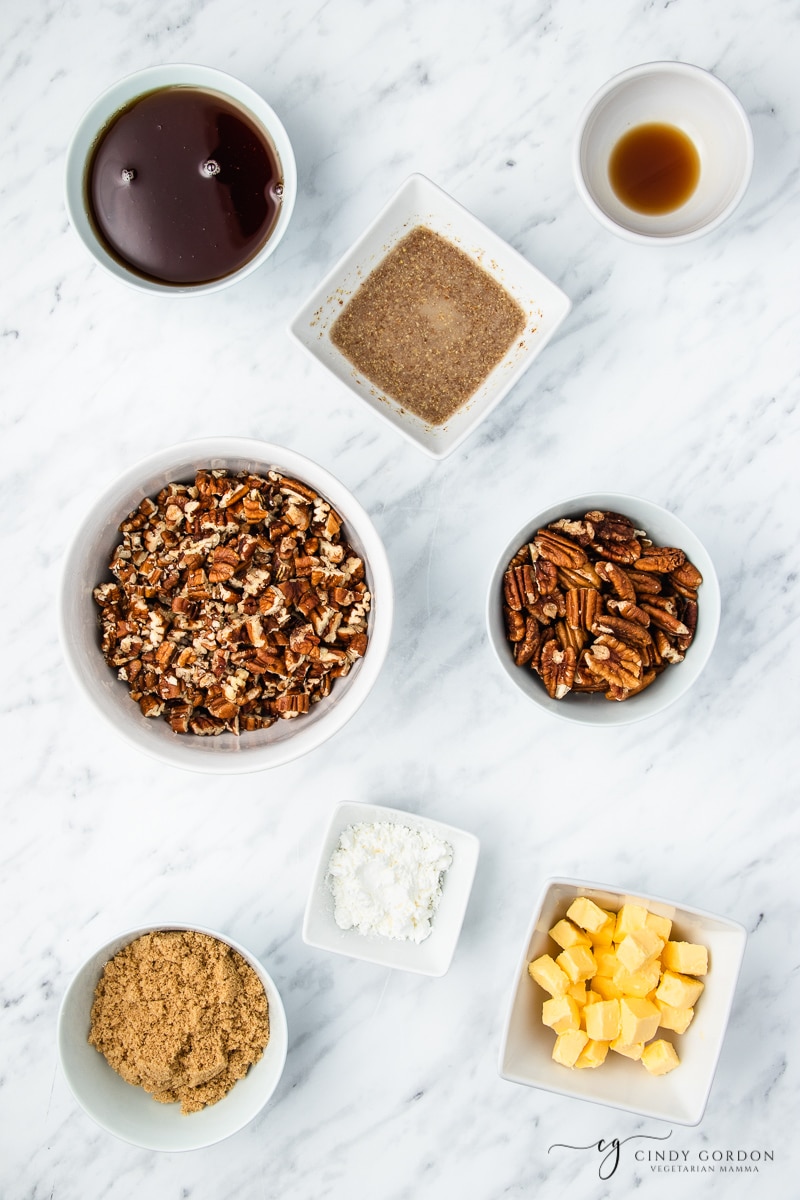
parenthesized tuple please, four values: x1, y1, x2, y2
(330, 226, 526, 425)
(86, 86, 284, 285)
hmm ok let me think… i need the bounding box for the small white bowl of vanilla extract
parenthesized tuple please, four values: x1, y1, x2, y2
(65, 64, 297, 293)
(573, 61, 753, 244)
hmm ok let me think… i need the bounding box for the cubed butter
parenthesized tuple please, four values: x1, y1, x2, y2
(613, 958, 661, 999)
(542, 995, 581, 1033)
(613, 903, 648, 942)
(528, 954, 570, 997)
(549, 919, 592, 950)
(655, 970, 705, 1009)
(655, 998, 694, 1034)
(619, 996, 660, 1045)
(566, 897, 611, 934)
(592, 975, 625, 1001)
(610, 1036, 644, 1060)
(645, 911, 673, 942)
(584, 998, 621, 1042)
(556, 944, 597, 984)
(616, 927, 665, 973)
(642, 1039, 680, 1076)
(575, 1039, 609, 1069)
(588, 914, 616, 947)
(552, 1028, 588, 1067)
(593, 946, 619, 977)
(661, 941, 709, 976)
(568, 982, 589, 1006)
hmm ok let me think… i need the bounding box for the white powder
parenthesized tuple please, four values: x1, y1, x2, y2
(327, 821, 453, 943)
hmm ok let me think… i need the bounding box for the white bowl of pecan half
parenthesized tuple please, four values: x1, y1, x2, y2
(487, 494, 720, 724)
(59, 438, 393, 772)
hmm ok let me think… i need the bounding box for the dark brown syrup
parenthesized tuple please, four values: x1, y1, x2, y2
(608, 123, 700, 215)
(86, 86, 283, 285)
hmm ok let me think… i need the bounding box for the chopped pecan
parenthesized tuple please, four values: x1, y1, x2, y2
(565, 587, 602, 632)
(93, 469, 370, 736)
(595, 559, 636, 601)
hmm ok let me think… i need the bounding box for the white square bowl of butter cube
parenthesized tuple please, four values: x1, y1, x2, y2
(498, 878, 746, 1125)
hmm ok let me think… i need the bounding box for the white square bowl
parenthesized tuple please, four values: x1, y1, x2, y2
(498, 877, 746, 1125)
(289, 174, 571, 459)
(303, 801, 480, 976)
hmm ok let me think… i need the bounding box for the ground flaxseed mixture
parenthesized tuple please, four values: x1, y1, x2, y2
(330, 225, 526, 425)
(88, 930, 269, 1113)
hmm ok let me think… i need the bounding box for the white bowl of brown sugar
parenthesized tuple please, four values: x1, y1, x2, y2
(290, 174, 571, 459)
(57, 925, 289, 1151)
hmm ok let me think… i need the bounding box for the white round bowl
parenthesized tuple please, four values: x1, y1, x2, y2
(65, 64, 297, 293)
(59, 437, 393, 772)
(57, 924, 289, 1151)
(486, 492, 721, 726)
(574, 62, 753, 244)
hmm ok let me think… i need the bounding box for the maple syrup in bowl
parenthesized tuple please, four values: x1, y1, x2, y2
(66, 65, 297, 293)
(574, 62, 753, 244)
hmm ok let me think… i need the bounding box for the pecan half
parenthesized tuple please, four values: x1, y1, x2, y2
(539, 640, 576, 699)
(503, 509, 702, 703)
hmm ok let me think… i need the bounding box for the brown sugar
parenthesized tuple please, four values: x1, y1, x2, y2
(330, 225, 526, 425)
(88, 930, 270, 1114)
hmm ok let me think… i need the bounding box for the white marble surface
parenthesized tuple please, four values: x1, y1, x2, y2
(2, 0, 799, 1196)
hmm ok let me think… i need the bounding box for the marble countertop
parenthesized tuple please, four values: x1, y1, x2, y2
(2, 0, 799, 1196)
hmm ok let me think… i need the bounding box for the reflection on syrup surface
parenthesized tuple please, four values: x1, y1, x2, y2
(86, 86, 283, 285)
(609, 123, 700, 216)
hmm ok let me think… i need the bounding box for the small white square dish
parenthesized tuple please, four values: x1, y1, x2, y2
(303, 801, 480, 976)
(498, 877, 746, 1125)
(289, 174, 571, 459)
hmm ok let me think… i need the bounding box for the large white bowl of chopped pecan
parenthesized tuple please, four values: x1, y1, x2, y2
(59, 438, 393, 771)
(487, 494, 720, 724)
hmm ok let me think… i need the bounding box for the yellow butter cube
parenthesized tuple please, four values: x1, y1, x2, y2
(584, 989, 602, 1005)
(584, 999, 621, 1042)
(613, 958, 661, 998)
(552, 1028, 588, 1067)
(610, 1036, 644, 1060)
(528, 954, 570, 997)
(661, 941, 709, 976)
(642, 1039, 680, 1076)
(619, 996, 660, 1045)
(613, 903, 648, 942)
(655, 998, 694, 1034)
(542, 995, 581, 1033)
(556, 944, 597, 984)
(616, 927, 665, 973)
(588, 914, 616, 947)
(645, 911, 673, 941)
(592, 975, 625, 1001)
(575, 1039, 609, 1069)
(593, 946, 619, 977)
(568, 982, 589, 1006)
(549, 919, 592, 950)
(566, 897, 611, 934)
(655, 970, 705, 1009)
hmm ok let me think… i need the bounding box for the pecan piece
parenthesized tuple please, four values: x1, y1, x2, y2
(532, 530, 587, 569)
(595, 559, 636, 601)
(591, 613, 653, 651)
(641, 604, 689, 637)
(539, 640, 576, 699)
(670, 559, 704, 589)
(606, 599, 650, 625)
(514, 618, 543, 667)
(584, 635, 643, 690)
(565, 587, 602, 632)
(634, 546, 686, 573)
